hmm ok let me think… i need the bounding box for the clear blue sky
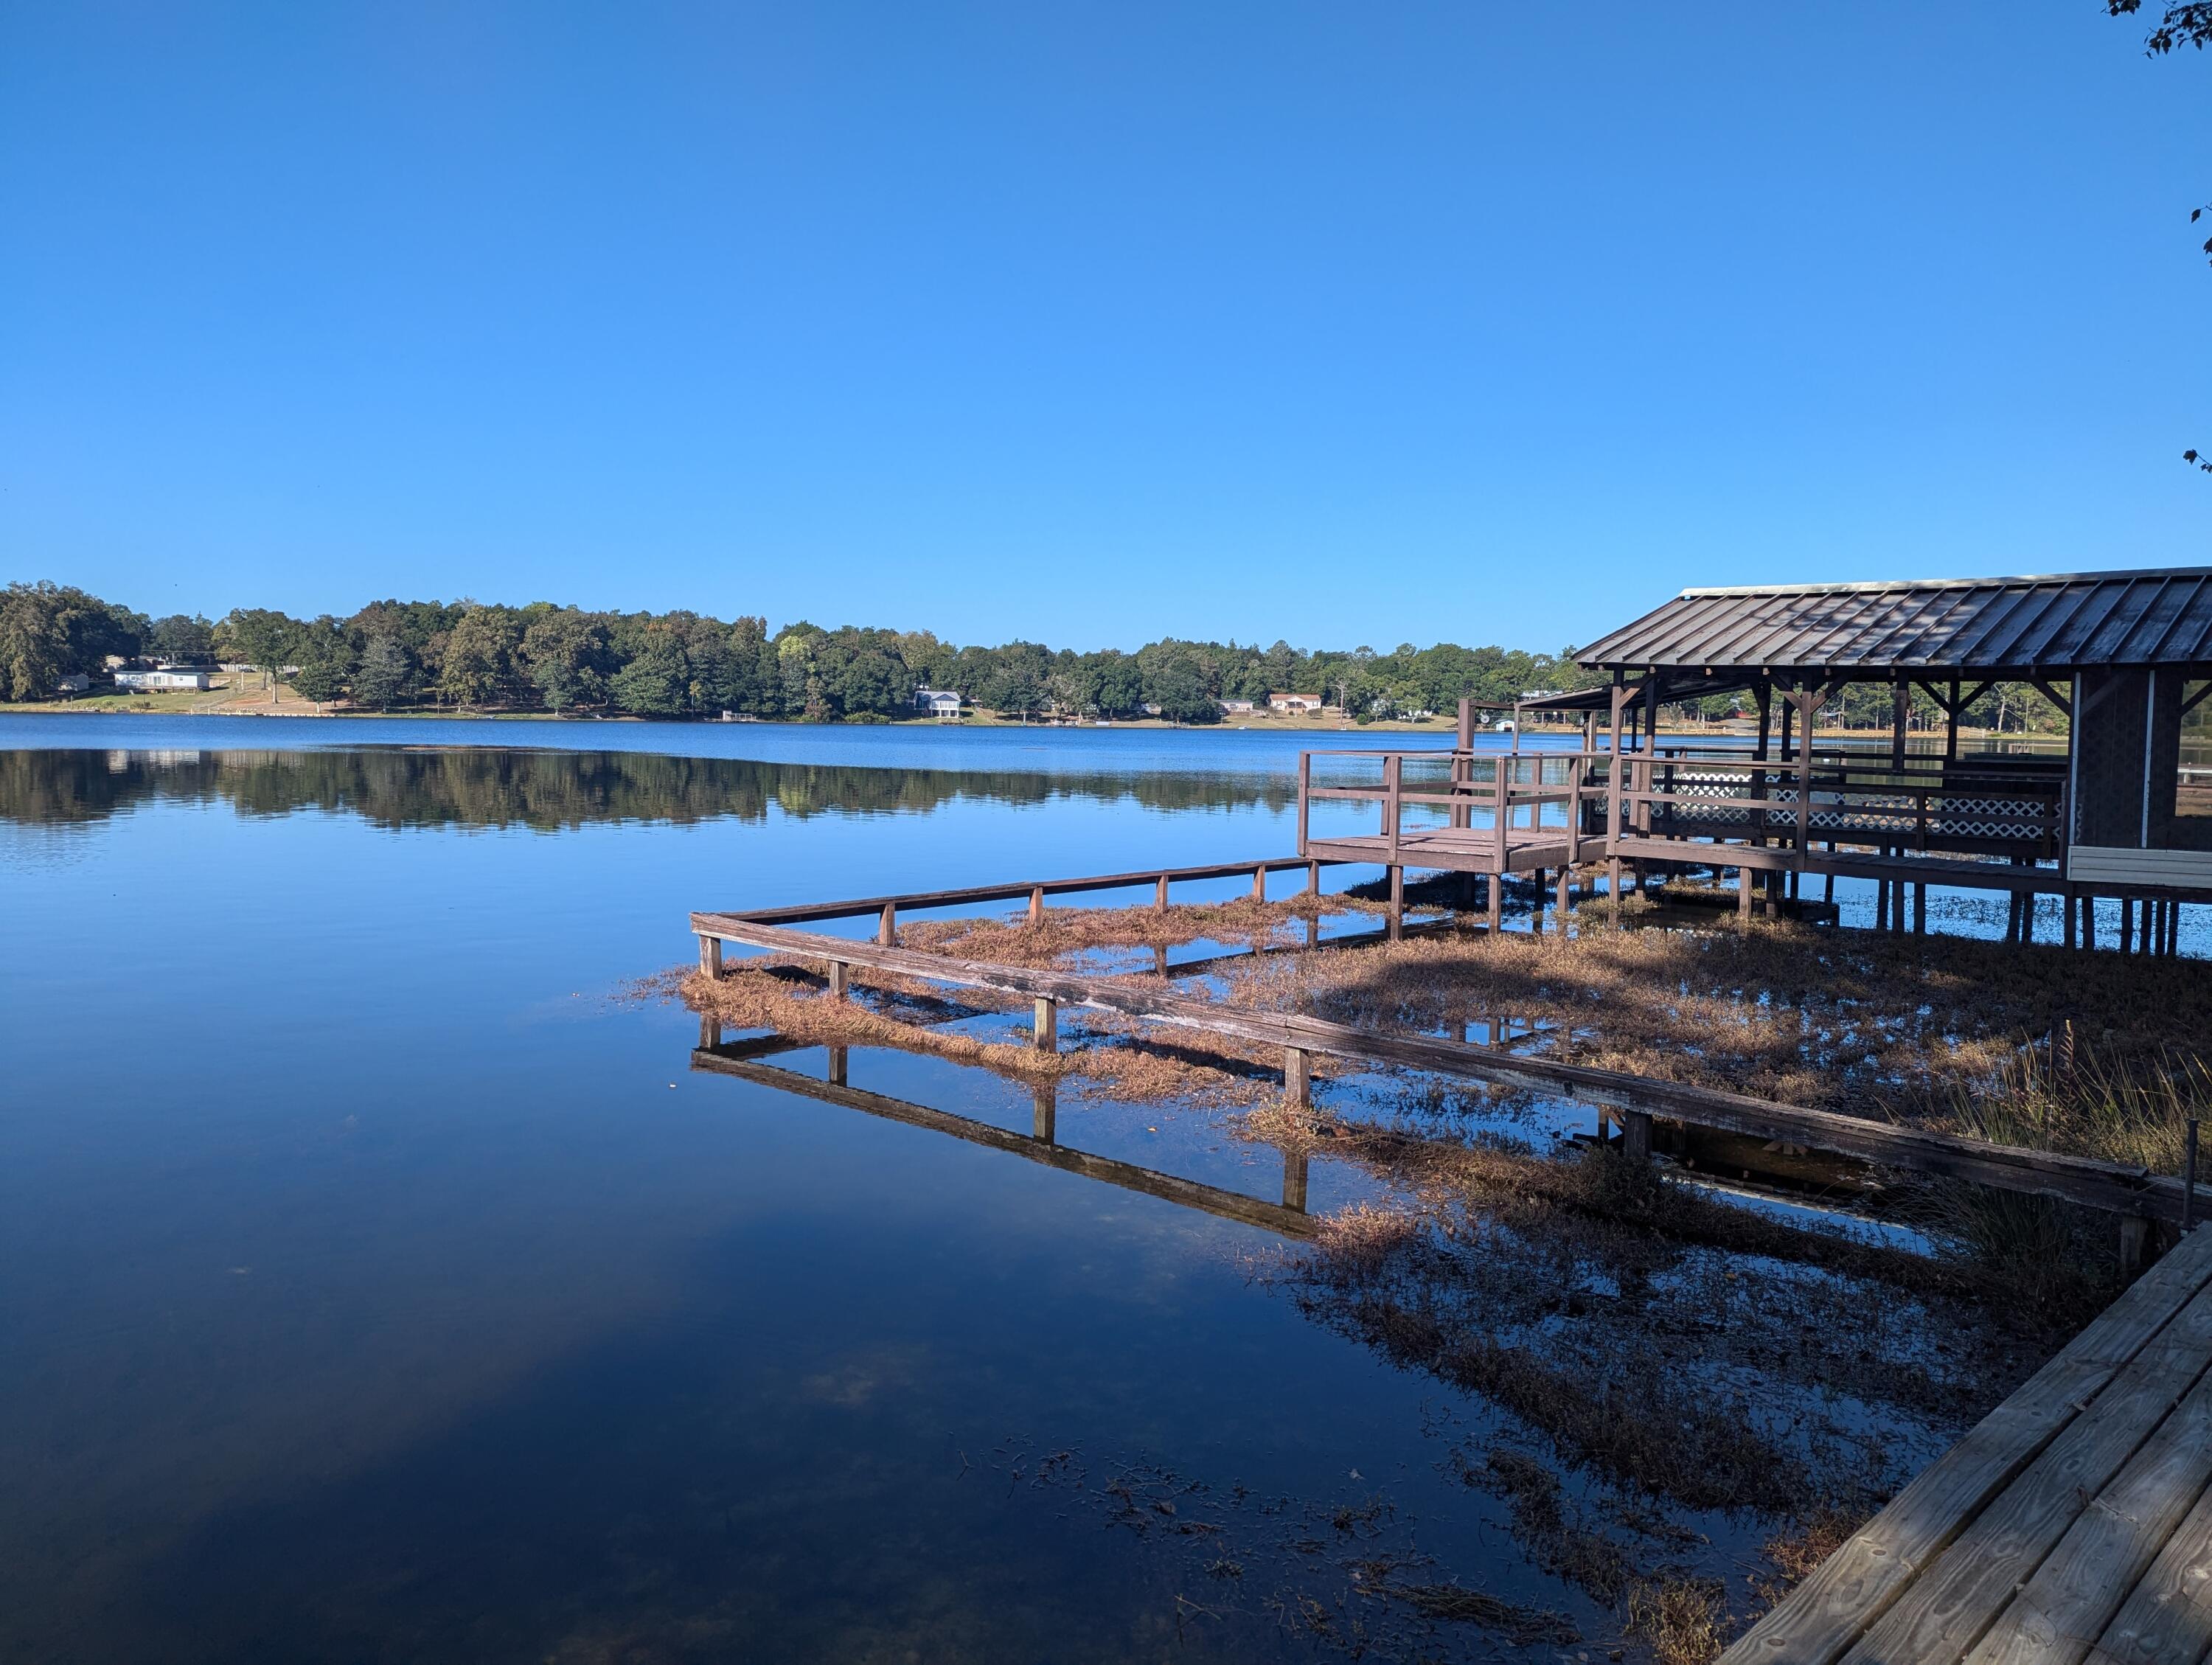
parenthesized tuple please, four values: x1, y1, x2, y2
(3, 2, 2205, 652)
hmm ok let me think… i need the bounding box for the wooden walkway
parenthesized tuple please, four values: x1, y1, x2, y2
(1724, 1221, 2212, 1665)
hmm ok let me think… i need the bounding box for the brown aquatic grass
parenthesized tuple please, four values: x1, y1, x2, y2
(1627, 1578, 1730, 1665)
(1222, 909, 2212, 1124)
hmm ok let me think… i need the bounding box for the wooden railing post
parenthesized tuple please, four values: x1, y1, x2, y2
(1795, 752, 1812, 858)
(1155, 874, 1169, 912)
(1565, 753, 1583, 863)
(1028, 886, 1045, 928)
(878, 902, 897, 946)
(1493, 756, 1509, 874)
(827, 959, 849, 999)
(1296, 751, 1311, 853)
(1252, 865, 1267, 902)
(1033, 996, 1058, 1054)
(1385, 753, 1402, 861)
(698, 934, 723, 977)
(1283, 1045, 1312, 1108)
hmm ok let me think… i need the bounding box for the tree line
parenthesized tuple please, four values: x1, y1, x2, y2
(0, 580, 1597, 723)
(0, 746, 1298, 832)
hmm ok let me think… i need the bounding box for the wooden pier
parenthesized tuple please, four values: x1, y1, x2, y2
(689, 861, 2204, 1231)
(1725, 1218, 2212, 1665)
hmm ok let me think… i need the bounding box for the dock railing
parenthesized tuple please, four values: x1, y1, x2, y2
(1296, 743, 2067, 869)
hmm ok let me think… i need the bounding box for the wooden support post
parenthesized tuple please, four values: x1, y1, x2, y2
(1155, 873, 1169, 913)
(1032, 1082, 1057, 1144)
(878, 902, 897, 946)
(2084, 894, 2097, 951)
(2064, 888, 2078, 950)
(1623, 1110, 1652, 1164)
(1028, 885, 1044, 927)
(1283, 1045, 1312, 1108)
(2118, 1214, 2149, 1276)
(826, 959, 849, 998)
(1451, 698, 1473, 831)
(2123, 896, 2136, 954)
(1913, 882, 1927, 936)
(698, 933, 723, 977)
(1387, 864, 1404, 942)
(1385, 752, 1402, 863)
(827, 1045, 847, 1086)
(1739, 866, 1753, 924)
(1281, 1147, 1310, 1212)
(698, 1010, 720, 1049)
(1305, 859, 1320, 896)
(1607, 855, 1622, 922)
(1486, 872, 1501, 934)
(1252, 865, 1267, 903)
(1032, 995, 1057, 1054)
(1555, 865, 1571, 932)
(1296, 751, 1311, 852)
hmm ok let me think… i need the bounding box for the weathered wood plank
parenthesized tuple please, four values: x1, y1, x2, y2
(2081, 1470, 2212, 1665)
(1721, 1228, 2212, 1665)
(688, 1048, 1315, 1238)
(691, 913, 2194, 1223)
(1965, 1360, 2212, 1665)
(728, 855, 1346, 925)
(1837, 1278, 2212, 1665)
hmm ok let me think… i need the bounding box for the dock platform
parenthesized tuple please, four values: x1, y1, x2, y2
(1724, 1220, 2212, 1665)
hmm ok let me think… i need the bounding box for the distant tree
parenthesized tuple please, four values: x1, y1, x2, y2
(519, 608, 608, 712)
(608, 637, 689, 715)
(0, 581, 145, 698)
(289, 618, 355, 710)
(437, 605, 521, 707)
(147, 613, 217, 661)
(352, 635, 414, 711)
(217, 608, 304, 703)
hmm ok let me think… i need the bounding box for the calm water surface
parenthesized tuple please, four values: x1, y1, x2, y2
(0, 715, 2123, 1662)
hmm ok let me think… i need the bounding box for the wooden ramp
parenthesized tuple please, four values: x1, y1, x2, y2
(1723, 1223, 2212, 1665)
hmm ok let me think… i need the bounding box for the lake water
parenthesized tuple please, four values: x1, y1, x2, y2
(0, 717, 2076, 1662)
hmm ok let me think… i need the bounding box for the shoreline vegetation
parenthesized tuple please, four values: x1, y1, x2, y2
(3, 578, 2069, 737)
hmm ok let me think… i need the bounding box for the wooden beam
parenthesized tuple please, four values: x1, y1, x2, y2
(726, 855, 1348, 927)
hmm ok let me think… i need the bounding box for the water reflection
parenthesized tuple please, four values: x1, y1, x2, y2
(691, 1023, 1315, 1236)
(0, 745, 1295, 832)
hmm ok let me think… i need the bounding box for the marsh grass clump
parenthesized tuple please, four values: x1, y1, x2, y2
(1887, 1046, 2210, 1323)
(1627, 1577, 1730, 1665)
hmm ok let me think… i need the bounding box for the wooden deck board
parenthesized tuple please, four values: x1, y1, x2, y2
(1722, 1227, 2212, 1665)
(2081, 1473, 2212, 1665)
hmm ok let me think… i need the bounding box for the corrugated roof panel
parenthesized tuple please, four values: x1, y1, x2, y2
(1575, 567, 2212, 674)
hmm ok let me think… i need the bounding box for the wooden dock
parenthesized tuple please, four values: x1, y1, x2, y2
(691, 875, 2202, 1229)
(1724, 1219, 2212, 1665)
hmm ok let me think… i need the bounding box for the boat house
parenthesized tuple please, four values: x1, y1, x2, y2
(1295, 566, 2211, 948)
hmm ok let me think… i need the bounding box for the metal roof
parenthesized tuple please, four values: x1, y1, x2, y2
(1575, 569, 2212, 677)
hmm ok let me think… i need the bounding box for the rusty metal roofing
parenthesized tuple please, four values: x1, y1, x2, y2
(1575, 569, 2212, 675)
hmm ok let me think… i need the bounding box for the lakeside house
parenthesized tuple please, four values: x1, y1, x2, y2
(114, 667, 213, 692)
(54, 672, 92, 695)
(1219, 698, 1256, 715)
(913, 687, 963, 720)
(1267, 692, 1324, 713)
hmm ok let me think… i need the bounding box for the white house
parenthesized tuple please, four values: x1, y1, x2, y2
(1219, 698, 1256, 715)
(1267, 692, 1324, 714)
(913, 687, 963, 720)
(114, 668, 212, 691)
